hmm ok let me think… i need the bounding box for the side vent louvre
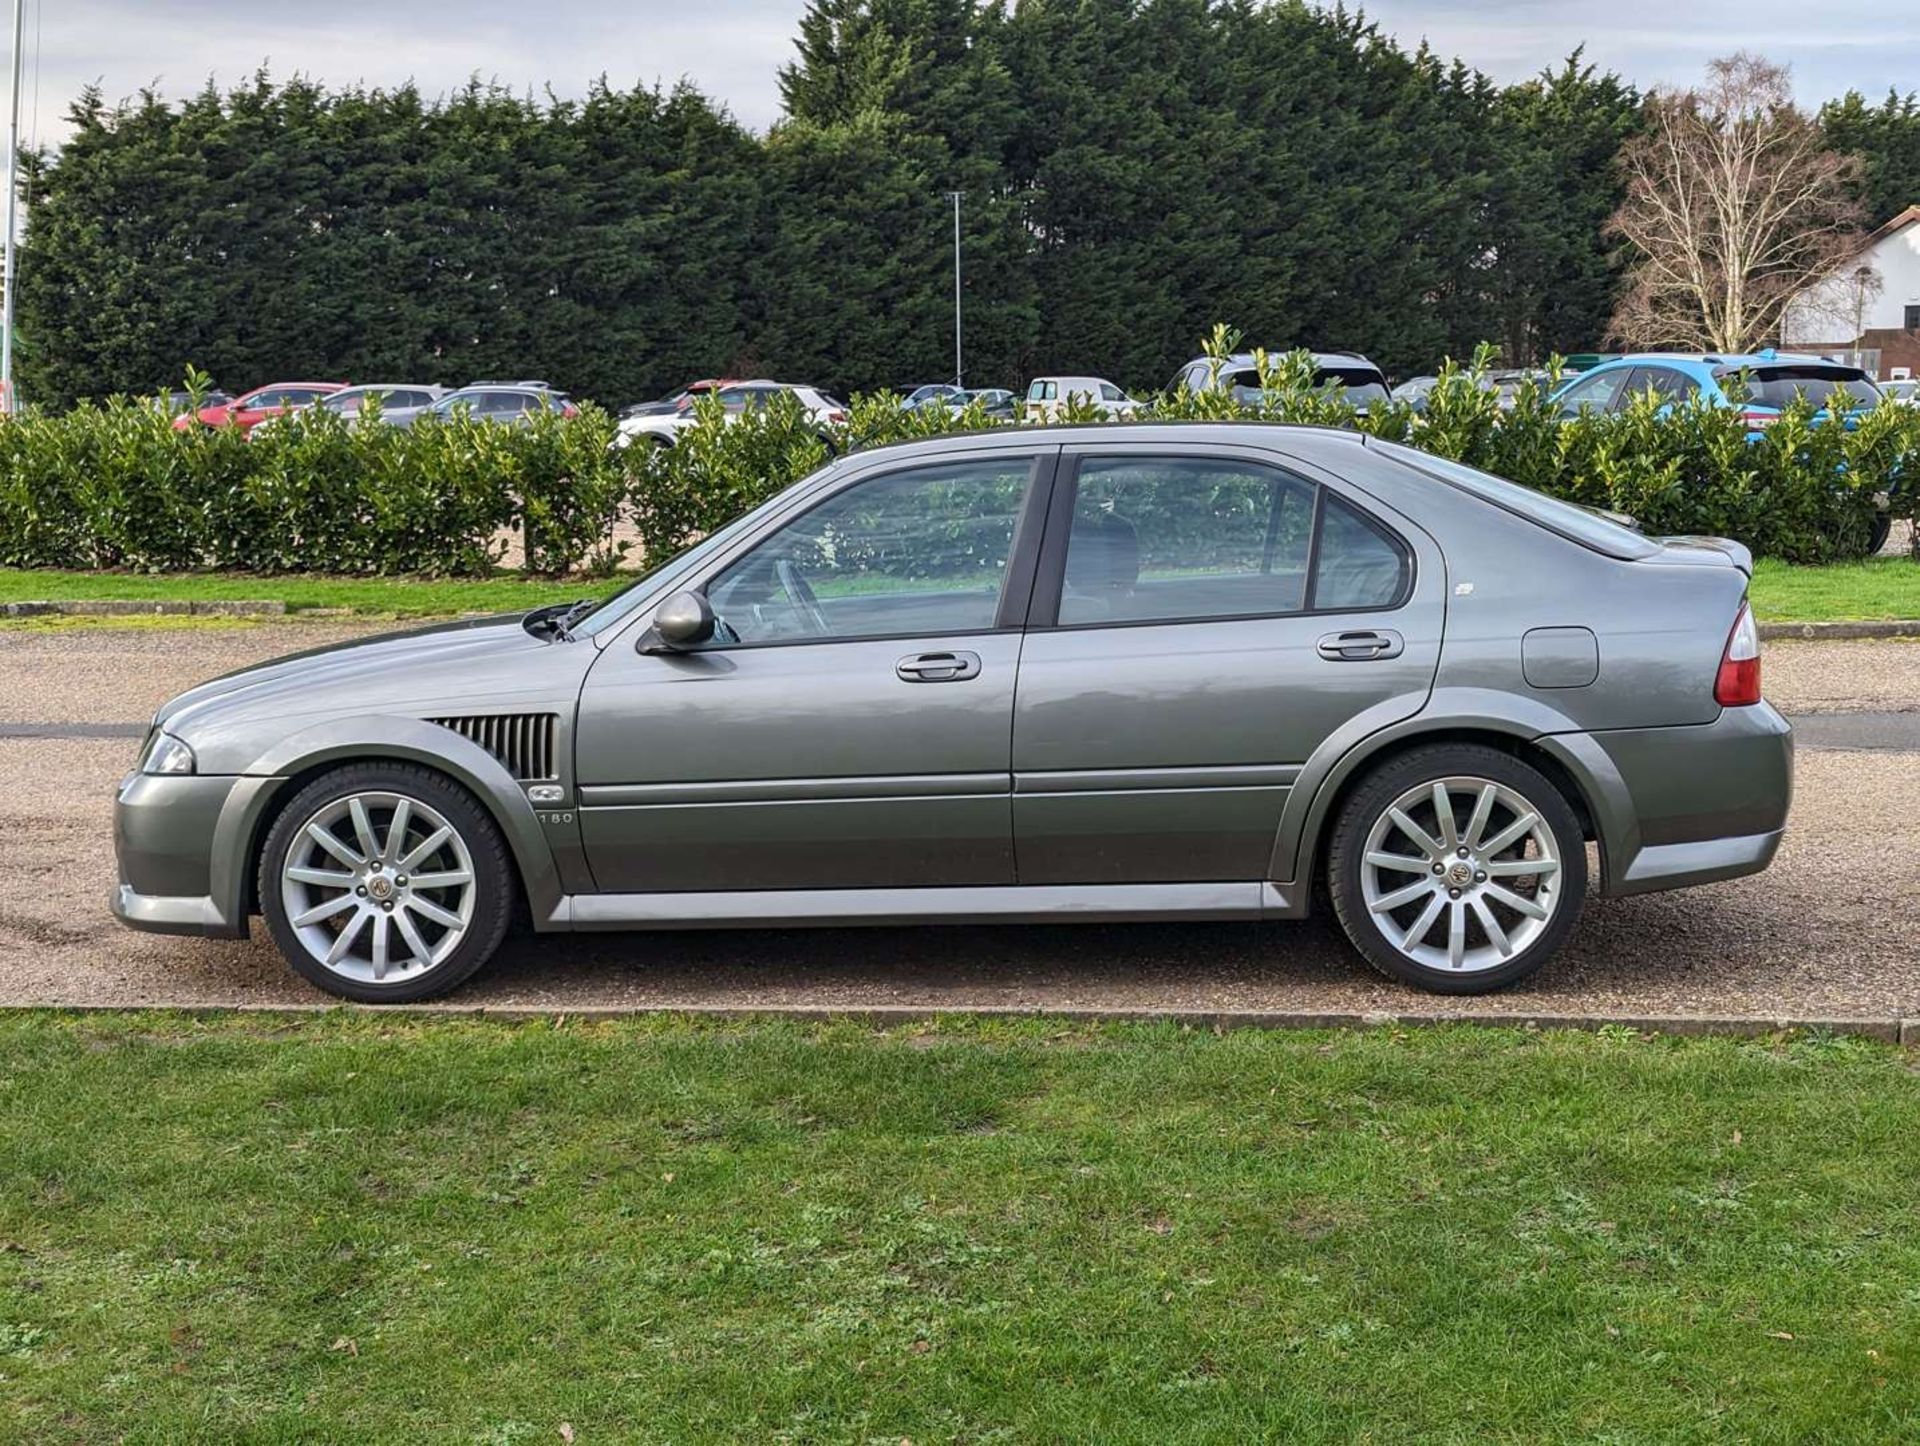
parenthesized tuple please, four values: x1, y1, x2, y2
(428, 713, 557, 781)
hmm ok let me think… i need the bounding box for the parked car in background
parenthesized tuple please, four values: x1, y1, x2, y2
(1391, 376, 1438, 408)
(1171, 351, 1390, 409)
(1882, 378, 1918, 406)
(1024, 376, 1141, 421)
(114, 423, 1791, 1004)
(427, 383, 578, 425)
(963, 388, 1018, 420)
(902, 384, 968, 413)
(172, 382, 348, 433)
(1393, 370, 1553, 413)
(1550, 351, 1892, 551)
(614, 381, 847, 449)
(147, 388, 233, 416)
(621, 378, 738, 420)
(318, 384, 452, 428)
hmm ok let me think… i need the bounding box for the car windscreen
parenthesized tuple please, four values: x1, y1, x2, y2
(1717, 366, 1880, 410)
(1369, 438, 1662, 560)
(1227, 367, 1387, 402)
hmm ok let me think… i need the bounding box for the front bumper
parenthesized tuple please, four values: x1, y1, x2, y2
(1542, 701, 1794, 897)
(111, 771, 254, 939)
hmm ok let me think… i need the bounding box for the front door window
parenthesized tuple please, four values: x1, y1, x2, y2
(705, 459, 1035, 645)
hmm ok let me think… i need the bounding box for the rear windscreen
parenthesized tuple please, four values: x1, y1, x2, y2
(1227, 367, 1387, 402)
(1719, 366, 1880, 410)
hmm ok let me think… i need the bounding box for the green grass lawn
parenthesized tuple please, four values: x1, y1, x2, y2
(0, 567, 616, 618)
(1749, 556, 1920, 622)
(4, 1013, 1918, 1443)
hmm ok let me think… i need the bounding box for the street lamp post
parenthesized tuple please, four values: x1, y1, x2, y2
(1, 0, 22, 415)
(944, 190, 963, 389)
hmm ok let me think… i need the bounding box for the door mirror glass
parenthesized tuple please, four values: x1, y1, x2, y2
(647, 591, 716, 651)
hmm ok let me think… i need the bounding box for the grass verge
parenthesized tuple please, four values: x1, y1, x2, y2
(0, 568, 616, 619)
(1749, 556, 1920, 623)
(3, 1012, 1917, 1442)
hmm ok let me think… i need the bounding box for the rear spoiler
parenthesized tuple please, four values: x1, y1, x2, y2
(1640, 535, 1754, 576)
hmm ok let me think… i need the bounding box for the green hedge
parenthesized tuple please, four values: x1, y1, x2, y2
(1, 340, 1915, 577)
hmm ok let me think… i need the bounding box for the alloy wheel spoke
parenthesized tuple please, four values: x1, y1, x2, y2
(1387, 807, 1444, 860)
(1487, 856, 1558, 878)
(370, 914, 390, 980)
(399, 825, 454, 872)
(406, 895, 464, 930)
(383, 798, 413, 864)
(1370, 878, 1434, 914)
(286, 866, 356, 889)
(1399, 893, 1446, 951)
(306, 823, 364, 870)
(1478, 812, 1539, 859)
(292, 892, 358, 929)
(1431, 783, 1458, 851)
(1365, 851, 1428, 874)
(348, 798, 381, 862)
(1470, 896, 1512, 957)
(1446, 900, 1467, 969)
(325, 909, 370, 964)
(1463, 784, 1496, 850)
(393, 907, 433, 967)
(1484, 883, 1550, 921)
(406, 870, 473, 891)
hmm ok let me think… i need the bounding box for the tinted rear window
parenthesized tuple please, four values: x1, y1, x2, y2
(1719, 366, 1880, 410)
(1370, 439, 1661, 560)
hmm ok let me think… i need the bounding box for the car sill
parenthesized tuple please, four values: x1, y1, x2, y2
(556, 881, 1300, 930)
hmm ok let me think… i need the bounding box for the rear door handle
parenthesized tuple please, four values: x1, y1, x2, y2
(896, 650, 982, 683)
(1316, 629, 1403, 661)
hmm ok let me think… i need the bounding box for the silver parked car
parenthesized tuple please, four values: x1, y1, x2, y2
(318, 384, 453, 428)
(112, 425, 1791, 1003)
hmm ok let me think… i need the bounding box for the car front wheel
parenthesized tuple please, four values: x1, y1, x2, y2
(258, 763, 514, 1003)
(1329, 744, 1586, 994)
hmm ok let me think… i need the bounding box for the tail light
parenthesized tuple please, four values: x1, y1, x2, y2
(1738, 410, 1776, 429)
(1714, 603, 1762, 706)
(826, 409, 847, 423)
(561, 403, 579, 418)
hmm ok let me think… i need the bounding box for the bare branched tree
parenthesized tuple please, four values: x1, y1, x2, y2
(1607, 54, 1864, 352)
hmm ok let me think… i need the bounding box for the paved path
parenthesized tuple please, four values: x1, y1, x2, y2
(0, 624, 1914, 1018)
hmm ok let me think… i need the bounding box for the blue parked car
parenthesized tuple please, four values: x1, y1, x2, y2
(1550, 351, 1892, 551)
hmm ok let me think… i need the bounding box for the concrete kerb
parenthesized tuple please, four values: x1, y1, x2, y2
(4, 1000, 1912, 1044)
(1759, 620, 1920, 642)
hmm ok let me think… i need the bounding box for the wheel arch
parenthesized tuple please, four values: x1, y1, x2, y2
(211, 716, 564, 931)
(1272, 699, 1621, 901)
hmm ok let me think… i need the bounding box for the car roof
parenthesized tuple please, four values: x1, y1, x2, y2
(1195, 351, 1385, 372)
(335, 383, 446, 393)
(243, 381, 347, 392)
(851, 419, 1367, 460)
(1585, 350, 1851, 371)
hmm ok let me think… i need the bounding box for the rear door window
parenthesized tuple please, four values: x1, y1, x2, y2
(1720, 366, 1880, 410)
(1553, 369, 1628, 416)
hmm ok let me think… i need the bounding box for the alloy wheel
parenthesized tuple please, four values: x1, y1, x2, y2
(279, 791, 477, 985)
(1358, 774, 1563, 974)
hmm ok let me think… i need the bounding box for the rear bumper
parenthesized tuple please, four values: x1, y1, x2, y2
(1541, 702, 1793, 897)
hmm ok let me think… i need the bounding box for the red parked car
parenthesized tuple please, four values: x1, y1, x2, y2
(172, 382, 349, 433)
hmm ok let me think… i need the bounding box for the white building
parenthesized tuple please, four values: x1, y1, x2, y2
(1781, 205, 1920, 378)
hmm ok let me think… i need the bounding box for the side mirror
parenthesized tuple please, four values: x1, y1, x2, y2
(640, 590, 715, 653)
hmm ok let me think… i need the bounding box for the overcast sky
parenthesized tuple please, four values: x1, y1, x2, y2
(13, 0, 1919, 148)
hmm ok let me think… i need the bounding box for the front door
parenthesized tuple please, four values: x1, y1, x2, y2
(576, 450, 1054, 892)
(1011, 444, 1442, 884)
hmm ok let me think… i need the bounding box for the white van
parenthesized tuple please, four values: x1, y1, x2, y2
(1023, 375, 1141, 422)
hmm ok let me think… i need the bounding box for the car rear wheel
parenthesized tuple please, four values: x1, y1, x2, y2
(259, 763, 513, 1003)
(1329, 744, 1586, 994)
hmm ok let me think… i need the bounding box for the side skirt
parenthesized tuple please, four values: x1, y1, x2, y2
(547, 881, 1306, 932)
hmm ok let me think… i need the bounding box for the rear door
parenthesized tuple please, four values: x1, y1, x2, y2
(1010, 442, 1443, 884)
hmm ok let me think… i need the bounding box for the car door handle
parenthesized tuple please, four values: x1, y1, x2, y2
(896, 650, 982, 683)
(1316, 629, 1403, 661)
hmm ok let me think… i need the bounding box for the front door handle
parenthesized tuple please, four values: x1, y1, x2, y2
(896, 650, 982, 683)
(1316, 629, 1404, 662)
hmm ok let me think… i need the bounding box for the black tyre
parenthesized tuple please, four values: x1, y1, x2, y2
(1866, 511, 1892, 557)
(258, 762, 514, 1003)
(1328, 743, 1586, 995)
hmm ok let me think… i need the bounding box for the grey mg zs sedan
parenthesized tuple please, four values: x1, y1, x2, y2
(113, 425, 1792, 1002)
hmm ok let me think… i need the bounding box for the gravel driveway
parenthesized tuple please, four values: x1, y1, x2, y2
(1, 622, 1915, 1019)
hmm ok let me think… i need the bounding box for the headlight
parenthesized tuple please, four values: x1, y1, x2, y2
(141, 732, 197, 776)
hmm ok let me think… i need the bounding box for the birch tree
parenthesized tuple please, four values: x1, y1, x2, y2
(1608, 54, 1863, 352)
